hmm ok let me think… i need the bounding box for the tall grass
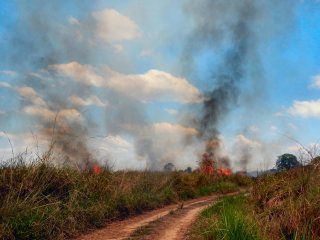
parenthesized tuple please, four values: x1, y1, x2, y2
(190, 195, 260, 240)
(0, 154, 251, 239)
(251, 164, 320, 239)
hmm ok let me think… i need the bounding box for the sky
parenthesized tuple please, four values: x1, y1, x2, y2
(0, 0, 320, 171)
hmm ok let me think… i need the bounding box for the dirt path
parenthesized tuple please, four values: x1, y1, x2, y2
(76, 192, 242, 240)
(156, 203, 208, 240)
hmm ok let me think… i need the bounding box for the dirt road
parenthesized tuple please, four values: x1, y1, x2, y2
(77, 192, 241, 240)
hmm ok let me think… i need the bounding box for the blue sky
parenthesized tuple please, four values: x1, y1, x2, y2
(0, 0, 320, 170)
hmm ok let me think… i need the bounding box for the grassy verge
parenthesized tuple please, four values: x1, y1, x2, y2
(0, 158, 251, 239)
(189, 194, 260, 240)
(251, 163, 320, 239)
(191, 159, 320, 240)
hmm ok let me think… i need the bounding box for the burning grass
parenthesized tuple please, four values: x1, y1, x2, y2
(0, 154, 251, 240)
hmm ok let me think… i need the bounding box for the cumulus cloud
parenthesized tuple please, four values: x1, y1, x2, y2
(165, 108, 178, 115)
(310, 75, 320, 88)
(153, 122, 198, 136)
(236, 134, 262, 148)
(288, 123, 297, 130)
(6, 84, 83, 122)
(17, 86, 47, 107)
(68, 8, 141, 45)
(23, 106, 82, 122)
(288, 99, 320, 118)
(92, 9, 142, 43)
(270, 125, 278, 131)
(49, 62, 104, 87)
(49, 61, 202, 103)
(0, 82, 12, 88)
(69, 95, 107, 107)
(0, 70, 17, 76)
(88, 134, 145, 170)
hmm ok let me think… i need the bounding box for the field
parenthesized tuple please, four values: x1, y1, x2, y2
(188, 158, 320, 240)
(0, 154, 251, 240)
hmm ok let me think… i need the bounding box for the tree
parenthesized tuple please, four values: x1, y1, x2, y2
(276, 153, 300, 171)
(163, 162, 175, 172)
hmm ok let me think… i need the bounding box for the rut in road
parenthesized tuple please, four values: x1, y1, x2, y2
(130, 199, 212, 240)
(76, 195, 219, 240)
(76, 191, 243, 240)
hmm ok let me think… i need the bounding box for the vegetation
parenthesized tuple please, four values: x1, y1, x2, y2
(276, 153, 300, 171)
(191, 155, 320, 240)
(0, 154, 251, 240)
(189, 194, 260, 240)
(252, 162, 320, 239)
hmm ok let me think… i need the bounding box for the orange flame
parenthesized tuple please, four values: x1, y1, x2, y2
(201, 165, 214, 175)
(92, 164, 102, 175)
(217, 168, 232, 176)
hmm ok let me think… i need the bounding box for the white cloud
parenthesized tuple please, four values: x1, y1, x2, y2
(310, 75, 320, 88)
(236, 134, 262, 148)
(68, 16, 80, 26)
(103, 68, 202, 103)
(274, 111, 286, 117)
(0, 70, 17, 76)
(0, 82, 12, 88)
(49, 62, 104, 87)
(49, 62, 202, 103)
(2, 84, 79, 122)
(288, 99, 320, 118)
(165, 108, 178, 115)
(23, 106, 82, 122)
(68, 9, 141, 45)
(89, 135, 145, 170)
(270, 125, 278, 131)
(153, 122, 198, 136)
(288, 123, 297, 130)
(92, 9, 142, 43)
(16, 86, 47, 107)
(69, 95, 107, 107)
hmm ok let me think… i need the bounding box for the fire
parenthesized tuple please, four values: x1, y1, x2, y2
(92, 164, 102, 175)
(200, 153, 214, 174)
(217, 167, 232, 176)
(199, 152, 232, 176)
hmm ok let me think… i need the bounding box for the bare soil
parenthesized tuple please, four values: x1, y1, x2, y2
(76, 192, 242, 240)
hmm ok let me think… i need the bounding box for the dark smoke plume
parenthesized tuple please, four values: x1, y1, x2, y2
(183, 0, 297, 168)
(183, 0, 259, 164)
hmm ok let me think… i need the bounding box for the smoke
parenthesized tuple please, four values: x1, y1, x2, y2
(105, 95, 197, 169)
(0, 1, 100, 167)
(0, 1, 299, 170)
(183, 0, 296, 168)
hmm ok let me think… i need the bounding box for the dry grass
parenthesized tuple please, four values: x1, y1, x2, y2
(251, 163, 320, 239)
(189, 155, 320, 240)
(0, 153, 251, 239)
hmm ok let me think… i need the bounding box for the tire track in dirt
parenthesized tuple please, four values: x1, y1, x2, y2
(76, 191, 243, 240)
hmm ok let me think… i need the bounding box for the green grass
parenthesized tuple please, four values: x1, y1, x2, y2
(0, 156, 252, 239)
(190, 195, 260, 240)
(190, 161, 320, 240)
